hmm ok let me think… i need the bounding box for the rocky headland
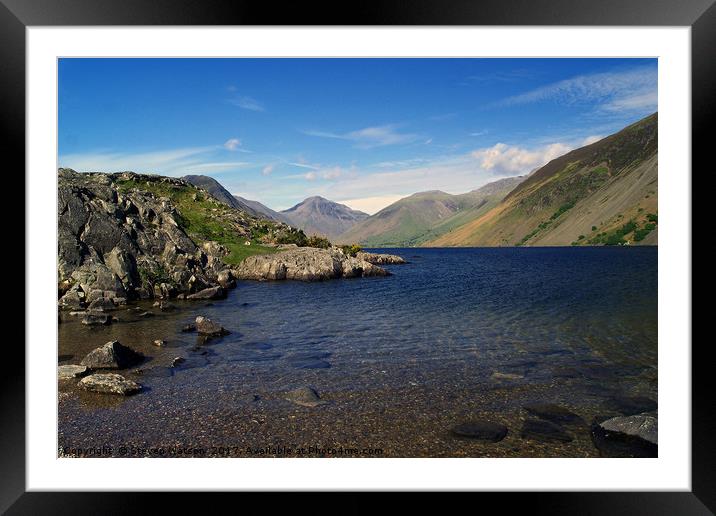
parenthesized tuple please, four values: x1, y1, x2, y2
(58, 168, 403, 311)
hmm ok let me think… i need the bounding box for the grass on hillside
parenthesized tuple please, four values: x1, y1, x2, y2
(116, 178, 279, 264)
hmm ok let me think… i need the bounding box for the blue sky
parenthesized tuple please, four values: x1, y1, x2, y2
(59, 58, 657, 213)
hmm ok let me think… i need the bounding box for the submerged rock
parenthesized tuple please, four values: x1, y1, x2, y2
(79, 373, 141, 395)
(591, 414, 658, 457)
(520, 419, 573, 443)
(81, 313, 111, 326)
(58, 364, 89, 379)
(491, 371, 524, 381)
(452, 421, 508, 442)
(195, 316, 229, 336)
(234, 247, 390, 281)
(181, 323, 196, 333)
(80, 340, 144, 369)
(87, 297, 118, 312)
(153, 300, 177, 311)
(284, 386, 325, 407)
(523, 403, 584, 424)
(604, 395, 658, 416)
(287, 352, 332, 369)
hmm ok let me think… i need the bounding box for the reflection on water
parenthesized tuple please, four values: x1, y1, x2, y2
(58, 247, 657, 457)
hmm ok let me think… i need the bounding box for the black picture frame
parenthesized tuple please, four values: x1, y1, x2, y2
(3, 0, 710, 512)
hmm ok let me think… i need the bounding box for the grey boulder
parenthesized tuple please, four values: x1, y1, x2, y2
(591, 414, 658, 458)
(195, 316, 229, 336)
(80, 340, 143, 369)
(79, 373, 141, 395)
(58, 364, 89, 379)
(81, 313, 112, 326)
(187, 286, 226, 300)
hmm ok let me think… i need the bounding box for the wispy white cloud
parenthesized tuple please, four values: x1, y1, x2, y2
(470, 130, 489, 137)
(303, 124, 421, 148)
(190, 162, 252, 171)
(496, 66, 657, 114)
(223, 138, 242, 150)
(59, 146, 215, 175)
(261, 164, 275, 176)
(59, 145, 253, 176)
(228, 95, 265, 112)
(288, 162, 319, 170)
(471, 142, 573, 175)
(462, 69, 536, 85)
(287, 165, 353, 182)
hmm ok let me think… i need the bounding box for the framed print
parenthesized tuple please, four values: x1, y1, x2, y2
(4, 0, 711, 512)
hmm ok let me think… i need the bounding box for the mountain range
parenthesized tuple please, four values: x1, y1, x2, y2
(184, 112, 657, 247)
(428, 112, 658, 247)
(337, 177, 524, 247)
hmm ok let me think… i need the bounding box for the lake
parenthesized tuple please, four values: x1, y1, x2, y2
(58, 246, 657, 457)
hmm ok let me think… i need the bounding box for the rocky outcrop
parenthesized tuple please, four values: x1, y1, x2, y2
(356, 251, 407, 265)
(57, 169, 236, 306)
(234, 247, 390, 281)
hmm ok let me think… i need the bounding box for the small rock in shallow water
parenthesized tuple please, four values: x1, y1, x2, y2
(79, 373, 141, 395)
(181, 323, 196, 333)
(491, 371, 524, 381)
(287, 351, 331, 369)
(452, 421, 508, 442)
(590, 414, 657, 458)
(195, 316, 229, 336)
(521, 419, 573, 443)
(80, 340, 143, 370)
(284, 386, 325, 407)
(153, 300, 177, 310)
(187, 286, 226, 300)
(171, 356, 185, 367)
(87, 297, 117, 312)
(58, 364, 89, 379)
(152, 339, 166, 347)
(81, 313, 111, 326)
(523, 403, 583, 424)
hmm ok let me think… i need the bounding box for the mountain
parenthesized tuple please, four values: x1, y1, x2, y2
(280, 196, 369, 240)
(233, 195, 290, 224)
(427, 113, 658, 247)
(337, 176, 525, 247)
(182, 174, 285, 223)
